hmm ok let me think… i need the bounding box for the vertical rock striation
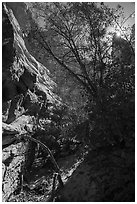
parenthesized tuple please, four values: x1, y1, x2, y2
(2, 3, 62, 201)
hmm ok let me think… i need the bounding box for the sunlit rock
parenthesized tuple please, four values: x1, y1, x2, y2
(2, 2, 62, 201)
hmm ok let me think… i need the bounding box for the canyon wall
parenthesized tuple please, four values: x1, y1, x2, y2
(2, 3, 62, 201)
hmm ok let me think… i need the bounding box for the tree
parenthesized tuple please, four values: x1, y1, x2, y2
(27, 2, 135, 146)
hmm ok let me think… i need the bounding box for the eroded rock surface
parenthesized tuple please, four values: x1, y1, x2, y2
(2, 3, 62, 201)
(2, 143, 26, 201)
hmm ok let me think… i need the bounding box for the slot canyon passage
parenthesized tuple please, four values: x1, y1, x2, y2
(2, 2, 135, 202)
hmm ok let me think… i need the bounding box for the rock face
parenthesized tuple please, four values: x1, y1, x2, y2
(112, 34, 134, 65)
(2, 3, 62, 201)
(3, 3, 61, 122)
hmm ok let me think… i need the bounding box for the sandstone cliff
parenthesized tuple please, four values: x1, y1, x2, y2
(2, 3, 62, 201)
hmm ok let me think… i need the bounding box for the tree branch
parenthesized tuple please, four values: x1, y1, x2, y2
(112, 16, 135, 55)
(35, 30, 97, 97)
(21, 134, 64, 188)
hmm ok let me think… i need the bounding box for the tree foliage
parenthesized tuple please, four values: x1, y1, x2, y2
(27, 2, 135, 146)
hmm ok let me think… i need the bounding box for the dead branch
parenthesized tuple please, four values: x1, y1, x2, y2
(20, 134, 64, 190)
(23, 135, 61, 173)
